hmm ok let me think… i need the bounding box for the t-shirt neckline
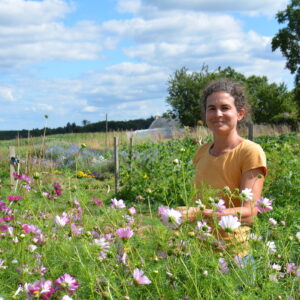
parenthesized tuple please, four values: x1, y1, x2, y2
(208, 139, 245, 158)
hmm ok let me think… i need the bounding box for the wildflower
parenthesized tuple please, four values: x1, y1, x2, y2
(7, 195, 23, 201)
(256, 197, 273, 213)
(128, 206, 136, 215)
(195, 199, 205, 211)
(52, 182, 62, 196)
(0, 259, 7, 269)
(135, 195, 145, 201)
(117, 249, 127, 265)
(272, 264, 281, 271)
(269, 218, 277, 226)
(286, 263, 297, 274)
(296, 232, 300, 242)
(111, 198, 126, 209)
(280, 220, 286, 226)
(28, 244, 37, 252)
(71, 223, 83, 235)
(266, 241, 277, 254)
(133, 268, 152, 285)
(249, 233, 262, 241)
(22, 224, 41, 234)
(55, 273, 79, 294)
(219, 215, 241, 233)
(94, 237, 110, 252)
(54, 212, 69, 227)
(173, 158, 179, 164)
(159, 207, 182, 230)
(196, 221, 211, 236)
(240, 188, 253, 201)
(219, 258, 229, 274)
(62, 296, 73, 300)
(25, 280, 54, 299)
(212, 198, 226, 213)
(269, 274, 277, 282)
(203, 270, 208, 276)
(116, 227, 134, 240)
(93, 197, 103, 207)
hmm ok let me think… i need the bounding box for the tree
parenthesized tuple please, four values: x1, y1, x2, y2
(165, 66, 298, 126)
(272, 0, 300, 113)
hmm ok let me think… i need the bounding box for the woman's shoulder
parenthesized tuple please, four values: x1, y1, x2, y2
(193, 142, 212, 165)
(239, 139, 265, 154)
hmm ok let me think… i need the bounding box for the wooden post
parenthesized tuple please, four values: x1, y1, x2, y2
(105, 113, 108, 149)
(247, 121, 254, 141)
(129, 136, 133, 171)
(114, 136, 119, 194)
(9, 146, 17, 190)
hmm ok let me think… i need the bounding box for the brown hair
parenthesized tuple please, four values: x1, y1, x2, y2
(202, 79, 250, 116)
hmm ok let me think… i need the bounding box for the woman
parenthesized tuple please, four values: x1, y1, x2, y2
(179, 79, 267, 258)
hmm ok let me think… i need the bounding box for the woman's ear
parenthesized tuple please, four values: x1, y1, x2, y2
(237, 108, 245, 121)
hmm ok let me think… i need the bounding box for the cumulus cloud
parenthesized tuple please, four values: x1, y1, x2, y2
(82, 106, 102, 112)
(0, 87, 15, 102)
(118, 0, 288, 16)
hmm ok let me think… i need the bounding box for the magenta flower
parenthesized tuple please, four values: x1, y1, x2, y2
(71, 223, 83, 235)
(7, 195, 23, 201)
(55, 273, 80, 294)
(25, 280, 54, 299)
(116, 227, 134, 240)
(133, 268, 152, 285)
(22, 224, 41, 234)
(256, 197, 273, 213)
(93, 197, 103, 206)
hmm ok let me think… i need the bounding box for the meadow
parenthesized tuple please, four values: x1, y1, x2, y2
(0, 130, 299, 299)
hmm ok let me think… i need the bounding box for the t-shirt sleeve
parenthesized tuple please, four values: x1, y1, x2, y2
(241, 142, 267, 176)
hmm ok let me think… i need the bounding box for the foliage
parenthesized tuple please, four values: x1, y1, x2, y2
(272, 0, 300, 114)
(165, 66, 299, 127)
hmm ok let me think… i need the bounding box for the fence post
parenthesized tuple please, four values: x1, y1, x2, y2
(9, 146, 18, 190)
(247, 121, 254, 141)
(114, 136, 119, 194)
(129, 136, 133, 171)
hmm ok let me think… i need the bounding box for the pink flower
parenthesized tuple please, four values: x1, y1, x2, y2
(159, 207, 182, 229)
(286, 263, 297, 274)
(219, 258, 229, 274)
(55, 273, 79, 294)
(25, 280, 54, 299)
(116, 227, 134, 240)
(212, 198, 226, 213)
(93, 197, 103, 206)
(256, 197, 273, 213)
(54, 212, 69, 227)
(269, 218, 277, 226)
(22, 224, 41, 234)
(133, 268, 152, 285)
(7, 195, 23, 201)
(219, 215, 241, 233)
(111, 198, 126, 209)
(128, 206, 136, 215)
(71, 223, 83, 235)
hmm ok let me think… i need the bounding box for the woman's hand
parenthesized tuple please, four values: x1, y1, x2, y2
(176, 206, 199, 223)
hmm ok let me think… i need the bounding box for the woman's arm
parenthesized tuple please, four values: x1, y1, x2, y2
(203, 167, 265, 224)
(178, 167, 265, 224)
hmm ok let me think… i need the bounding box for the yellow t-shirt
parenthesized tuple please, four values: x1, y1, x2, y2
(193, 139, 267, 257)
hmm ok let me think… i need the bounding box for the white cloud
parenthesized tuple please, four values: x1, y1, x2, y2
(118, 0, 288, 16)
(82, 106, 102, 112)
(0, 87, 15, 102)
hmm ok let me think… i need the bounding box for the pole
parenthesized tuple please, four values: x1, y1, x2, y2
(247, 120, 254, 141)
(105, 113, 108, 149)
(129, 136, 133, 171)
(114, 136, 119, 194)
(9, 146, 17, 190)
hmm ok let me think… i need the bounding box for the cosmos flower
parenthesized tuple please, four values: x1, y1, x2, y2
(54, 212, 69, 227)
(266, 241, 277, 254)
(286, 263, 297, 274)
(116, 227, 134, 240)
(212, 198, 226, 213)
(269, 218, 277, 226)
(7, 195, 23, 201)
(240, 188, 253, 201)
(219, 258, 229, 274)
(159, 207, 182, 230)
(196, 221, 211, 237)
(133, 268, 152, 285)
(219, 215, 241, 233)
(25, 280, 54, 299)
(55, 273, 80, 294)
(256, 197, 273, 213)
(71, 223, 83, 235)
(128, 206, 136, 215)
(111, 198, 126, 209)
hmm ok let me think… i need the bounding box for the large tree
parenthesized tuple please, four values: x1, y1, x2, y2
(272, 0, 300, 113)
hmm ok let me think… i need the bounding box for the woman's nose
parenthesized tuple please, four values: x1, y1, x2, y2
(215, 109, 223, 116)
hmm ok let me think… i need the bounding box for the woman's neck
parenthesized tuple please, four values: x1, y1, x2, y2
(211, 131, 243, 156)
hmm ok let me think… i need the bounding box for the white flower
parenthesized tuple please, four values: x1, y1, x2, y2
(219, 215, 241, 233)
(296, 232, 300, 242)
(266, 241, 277, 254)
(28, 244, 37, 252)
(54, 212, 69, 227)
(62, 296, 73, 300)
(196, 221, 211, 236)
(111, 198, 126, 209)
(160, 208, 182, 229)
(271, 264, 281, 271)
(240, 188, 253, 201)
(195, 199, 205, 210)
(269, 218, 277, 226)
(249, 233, 262, 241)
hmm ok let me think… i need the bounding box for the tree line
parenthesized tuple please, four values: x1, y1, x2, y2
(0, 117, 154, 140)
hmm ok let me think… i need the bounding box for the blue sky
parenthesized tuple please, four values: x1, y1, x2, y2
(0, 0, 293, 130)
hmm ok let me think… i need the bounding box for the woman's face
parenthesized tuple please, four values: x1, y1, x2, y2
(205, 91, 245, 135)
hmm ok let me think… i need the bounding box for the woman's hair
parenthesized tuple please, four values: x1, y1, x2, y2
(202, 79, 250, 115)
